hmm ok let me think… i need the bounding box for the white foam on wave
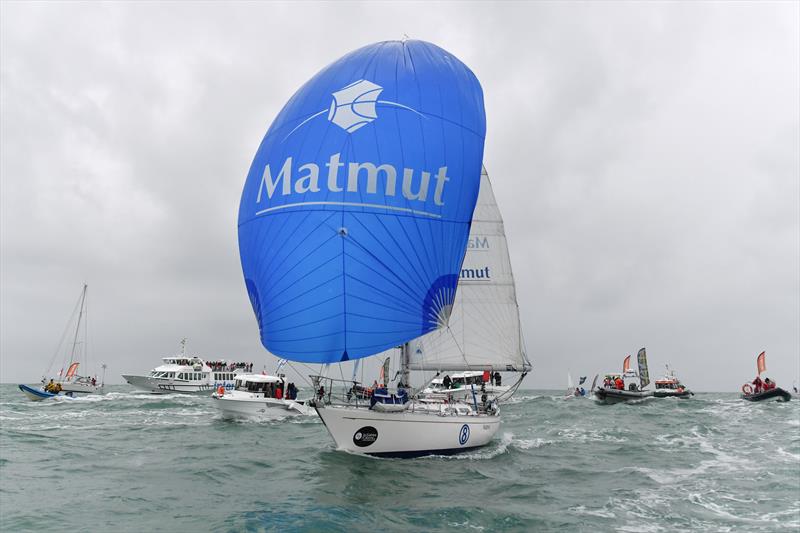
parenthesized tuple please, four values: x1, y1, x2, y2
(512, 437, 553, 450)
(500, 394, 540, 405)
(568, 505, 615, 518)
(687, 492, 780, 525)
(556, 426, 627, 444)
(775, 447, 800, 462)
(426, 431, 514, 460)
(445, 519, 485, 531)
(650, 427, 757, 481)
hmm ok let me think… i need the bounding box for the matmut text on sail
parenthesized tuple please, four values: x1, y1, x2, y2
(256, 153, 451, 206)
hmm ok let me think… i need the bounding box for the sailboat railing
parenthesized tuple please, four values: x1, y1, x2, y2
(309, 375, 406, 407)
(309, 375, 498, 414)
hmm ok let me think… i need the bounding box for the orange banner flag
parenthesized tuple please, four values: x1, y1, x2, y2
(65, 362, 80, 379)
(622, 355, 631, 373)
(756, 351, 766, 375)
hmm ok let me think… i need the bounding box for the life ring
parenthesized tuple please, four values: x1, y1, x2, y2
(741, 384, 753, 395)
(217, 385, 225, 396)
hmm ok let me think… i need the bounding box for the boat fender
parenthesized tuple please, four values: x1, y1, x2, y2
(741, 384, 753, 395)
(217, 385, 225, 396)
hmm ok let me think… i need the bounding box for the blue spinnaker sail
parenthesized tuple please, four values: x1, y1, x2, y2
(238, 40, 486, 363)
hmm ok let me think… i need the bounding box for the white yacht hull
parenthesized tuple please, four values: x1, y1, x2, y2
(60, 382, 103, 395)
(315, 403, 500, 457)
(211, 392, 313, 418)
(122, 374, 217, 394)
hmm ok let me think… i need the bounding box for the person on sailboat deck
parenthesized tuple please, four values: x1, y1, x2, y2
(442, 375, 452, 389)
(494, 372, 501, 386)
(752, 376, 764, 394)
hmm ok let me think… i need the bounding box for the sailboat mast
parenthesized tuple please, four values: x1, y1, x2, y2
(68, 284, 88, 364)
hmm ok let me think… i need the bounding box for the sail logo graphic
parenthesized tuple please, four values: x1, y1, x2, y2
(286, 79, 425, 138)
(459, 424, 470, 446)
(460, 267, 490, 280)
(468, 237, 490, 249)
(353, 426, 379, 447)
(328, 80, 382, 133)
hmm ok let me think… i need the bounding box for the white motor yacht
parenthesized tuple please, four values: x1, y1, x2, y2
(422, 371, 509, 401)
(211, 374, 313, 418)
(122, 340, 246, 394)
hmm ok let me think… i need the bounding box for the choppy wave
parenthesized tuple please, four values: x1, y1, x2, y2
(1, 385, 797, 532)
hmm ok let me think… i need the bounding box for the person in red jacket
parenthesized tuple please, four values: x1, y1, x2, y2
(752, 376, 764, 393)
(763, 378, 776, 391)
(615, 377, 624, 390)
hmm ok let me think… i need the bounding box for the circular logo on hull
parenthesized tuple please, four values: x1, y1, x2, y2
(459, 424, 470, 446)
(353, 426, 378, 447)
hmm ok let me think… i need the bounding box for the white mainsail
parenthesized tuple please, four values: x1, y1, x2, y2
(408, 167, 531, 373)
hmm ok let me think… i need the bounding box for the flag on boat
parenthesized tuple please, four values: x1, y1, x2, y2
(637, 348, 650, 388)
(64, 362, 80, 379)
(756, 351, 766, 375)
(623, 355, 631, 373)
(380, 358, 390, 386)
(238, 40, 486, 363)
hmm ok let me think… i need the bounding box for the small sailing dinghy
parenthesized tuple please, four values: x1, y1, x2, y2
(238, 40, 527, 456)
(653, 364, 693, 398)
(18, 284, 105, 401)
(594, 349, 653, 405)
(740, 351, 791, 402)
(563, 373, 588, 399)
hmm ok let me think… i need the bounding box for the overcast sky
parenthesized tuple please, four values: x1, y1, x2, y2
(2, 1, 798, 391)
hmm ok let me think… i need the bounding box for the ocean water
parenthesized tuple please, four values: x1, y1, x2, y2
(1, 384, 798, 532)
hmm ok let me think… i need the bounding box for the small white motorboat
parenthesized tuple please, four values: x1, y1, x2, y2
(211, 374, 313, 418)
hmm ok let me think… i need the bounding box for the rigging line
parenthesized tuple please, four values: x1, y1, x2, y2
(338, 362, 346, 384)
(287, 361, 318, 386)
(494, 372, 528, 404)
(444, 324, 471, 370)
(68, 285, 87, 365)
(49, 288, 84, 379)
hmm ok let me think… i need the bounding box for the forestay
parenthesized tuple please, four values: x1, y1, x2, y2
(408, 168, 531, 372)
